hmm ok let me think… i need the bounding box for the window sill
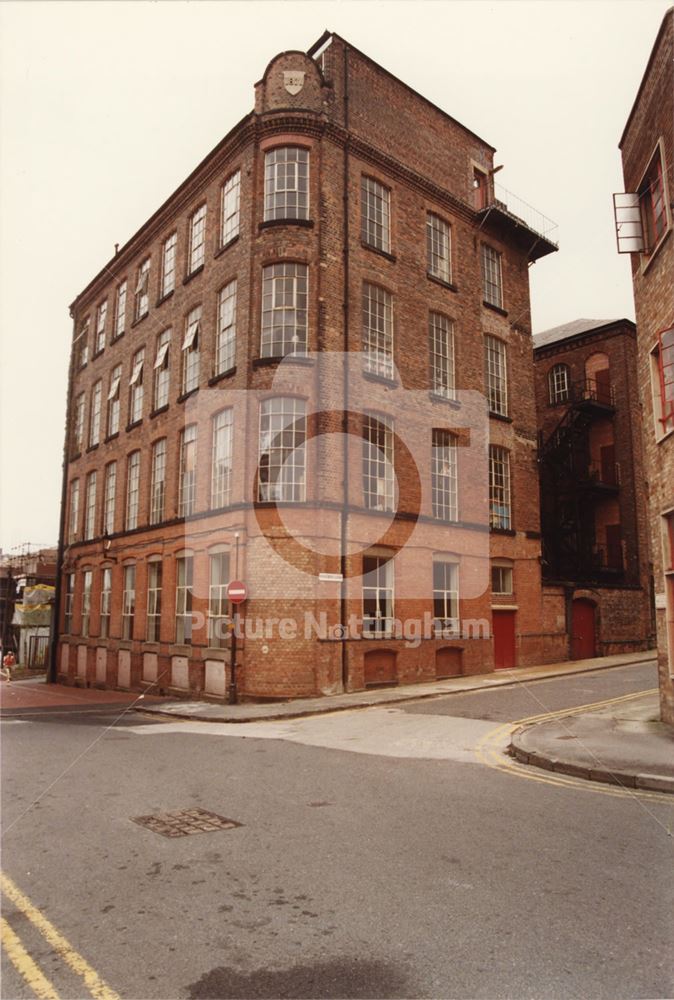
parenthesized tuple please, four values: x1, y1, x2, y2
(483, 301, 508, 317)
(254, 500, 307, 509)
(110, 332, 125, 345)
(427, 274, 458, 294)
(363, 370, 398, 388)
(525, 529, 541, 540)
(655, 424, 674, 445)
(252, 355, 313, 369)
(177, 388, 199, 404)
(429, 391, 460, 408)
(70, 450, 82, 462)
(150, 404, 169, 419)
(183, 264, 204, 285)
(117, 640, 133, 650)
(132, 313, 149, 329)
(168, 644, 194, 657)
(490, 526, 516, 536)
(489, 412, 512, 423)
(214, 234, 240, 258)
(361, 241, 396, 263)
(86, 443, 99, 453)
(156, 290, 174, 308)
(104, 432, 119, 444)
(92, 348, 105, 361)
(125, 419, 143, 432)
(209, 366, 237, 386)
(259, 218, 314, 232)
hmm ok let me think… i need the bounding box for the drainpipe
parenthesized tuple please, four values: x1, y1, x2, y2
(340, 42, 351, 692)
(48, 310, 77, 683)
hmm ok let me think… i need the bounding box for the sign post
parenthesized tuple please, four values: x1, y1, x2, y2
(227, 578, 247, 705)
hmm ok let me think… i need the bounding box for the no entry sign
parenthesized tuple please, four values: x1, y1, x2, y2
(227, 580, 248, 605)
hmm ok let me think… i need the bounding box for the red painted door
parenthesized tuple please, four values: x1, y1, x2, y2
(571, 600, 596, 659)
(492, 611, 516, 669)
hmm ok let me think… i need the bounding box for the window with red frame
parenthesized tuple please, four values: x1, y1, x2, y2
(639, 149, 668, 251)
(657, 326, 674, 433)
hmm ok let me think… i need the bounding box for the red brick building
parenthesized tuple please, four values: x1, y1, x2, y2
(617, 9, 674, 722)
(533, 318, 654, 659)
(54, 33, 560, 700)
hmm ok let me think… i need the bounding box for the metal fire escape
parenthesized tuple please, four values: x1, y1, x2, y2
(538, 378, 623, 582)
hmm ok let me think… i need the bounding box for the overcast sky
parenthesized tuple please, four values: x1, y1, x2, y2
(0, 0, 670, 555)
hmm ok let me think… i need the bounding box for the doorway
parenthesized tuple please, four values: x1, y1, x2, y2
(571, 599, 596, 659)
(492, 610, 516, 669)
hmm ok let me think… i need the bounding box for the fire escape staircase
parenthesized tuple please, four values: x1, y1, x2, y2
(538, 379, 620, 582)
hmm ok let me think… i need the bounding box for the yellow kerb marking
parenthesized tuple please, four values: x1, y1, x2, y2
(0, 871, 120, 1000)
(1, 915, 60, 1000)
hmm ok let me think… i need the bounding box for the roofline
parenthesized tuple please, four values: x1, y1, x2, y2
(69, 110, 254, 312)
(307, 30, 496, 154)
(619, 7, 673, 149)
(533, 318, 636, 354)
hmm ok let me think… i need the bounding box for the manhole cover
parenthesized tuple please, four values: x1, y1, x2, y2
(132, 808, 242, 838)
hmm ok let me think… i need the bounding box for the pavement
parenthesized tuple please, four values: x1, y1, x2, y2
(2, 649, 671, 794)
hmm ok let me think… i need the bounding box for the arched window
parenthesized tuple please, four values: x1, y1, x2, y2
(548, 363, 570, 404)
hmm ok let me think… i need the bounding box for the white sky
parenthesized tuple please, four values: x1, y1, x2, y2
(0, 0, 670, 554)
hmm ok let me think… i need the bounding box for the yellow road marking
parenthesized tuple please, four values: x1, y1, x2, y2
(1, 916, 60, 1000)
(475, 688, 670, 801)
(0, 871, 120, 1000)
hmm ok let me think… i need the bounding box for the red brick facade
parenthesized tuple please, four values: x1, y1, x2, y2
(56, 34, 561, 700)
(619, 10, 674, 723)
(533, 319, 654, 658)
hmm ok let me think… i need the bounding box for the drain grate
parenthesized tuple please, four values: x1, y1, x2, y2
(132, 808, 242, 838)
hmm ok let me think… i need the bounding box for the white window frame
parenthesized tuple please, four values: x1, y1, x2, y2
(481, 244, 503, 309)
(484, 335, 508, 416)
(363, 413, 395, 512)
(433, 557, 460, 636)
(489, 445, 511, 530)
(429, 313, 455, 399)
(362, 553, 394, 637)
(215, 280, 237, 375)
(426, 213, 451, 283)
(261, 263, 308, 358)
(99, 567, 112, 638)
(129, 348, 145, 425)
(64, 573, 75, 632)
(361, 176, 390, 252)
(114, 280, 127, 339)
(363, 283, 393, 380)
(84, 470, 97, 541)
(81, 570, 92, 638)
(175, 555, 193, 644)
(432, 430, 458, 522)
(103, 462, 116, 536)
(73, 392, 85, 454)
(548, 363, 571, 404)
(95, 300, 108, 354)
(264, 148, 309, 221)
(211, 409, 233, 509)
(69, 479, 80, 543)
(492, 560, 514, 597)
(89, 380, 102, 447)
(221, 170, 241, 245)
(179, 425, 198, 517)
(188, 204, 207, 273)
(208, 550, 231, 649)
(258, 398, 306, 502)
(126, 451, 141, 530)
(121, 565, 135, 640)
(153, 329, 171, 411)
(181, 307, 201, 394)
(161, 232, 177, 298)
(146, 560, 163, 643)
(107, 364, 122, 437)
(135, 259, 150, 320)
(150, 438, 167, 525)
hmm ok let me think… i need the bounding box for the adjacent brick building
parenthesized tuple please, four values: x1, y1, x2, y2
(54, 33, 560, 700)
(533, 318, 654, 659)
(617, 9, 674, 722)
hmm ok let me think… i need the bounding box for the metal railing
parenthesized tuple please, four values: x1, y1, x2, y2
(477, 182, 559, 246)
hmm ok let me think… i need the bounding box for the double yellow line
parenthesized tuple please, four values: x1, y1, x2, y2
(0, 871, 120, 1000)
(475, 688, 668, 801)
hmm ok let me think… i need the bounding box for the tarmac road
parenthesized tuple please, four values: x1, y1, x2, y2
(1, 660, 671, 1000)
